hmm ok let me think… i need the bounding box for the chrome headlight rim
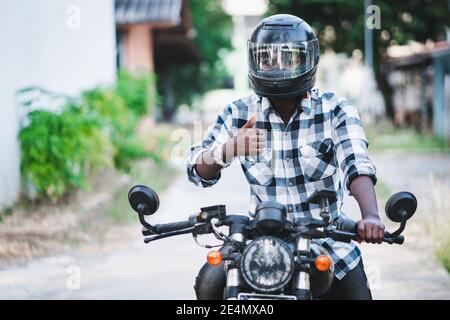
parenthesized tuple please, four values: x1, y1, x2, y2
(240, 236, 294, 293)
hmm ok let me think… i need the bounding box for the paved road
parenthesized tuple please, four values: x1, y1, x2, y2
(0, 155, 449, 299)
(0, 162, 250, 299)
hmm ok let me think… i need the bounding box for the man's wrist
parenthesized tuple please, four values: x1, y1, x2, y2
(212, 143, 233, 167)
(223, 138, 236, 162)
(361, 212, 381, 220)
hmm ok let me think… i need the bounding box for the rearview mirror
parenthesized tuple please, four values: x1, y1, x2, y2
(385, 192, 417, 222)
(128, 185, 160, 216)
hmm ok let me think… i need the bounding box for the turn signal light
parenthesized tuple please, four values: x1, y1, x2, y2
(207, 251, 222, 266)
(315, 255, 332, 272)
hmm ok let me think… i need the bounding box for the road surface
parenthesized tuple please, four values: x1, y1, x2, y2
(0, 154, 449, 299)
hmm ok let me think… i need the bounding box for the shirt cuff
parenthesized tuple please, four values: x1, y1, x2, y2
(344, 163, 377, 194)
(186, 148, 221, 188)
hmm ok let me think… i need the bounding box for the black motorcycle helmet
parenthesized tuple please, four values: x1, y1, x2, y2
(248, 14, 320, 99)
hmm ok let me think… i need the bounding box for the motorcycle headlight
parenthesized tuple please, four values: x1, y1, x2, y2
(241, 236, 294, 293)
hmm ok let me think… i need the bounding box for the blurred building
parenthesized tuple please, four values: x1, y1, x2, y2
(0, 0, 117, 209)
(222, 0, 268, 93)
(115, 0, 201, 120)
(0, 0, 203, 208)
(385, 41, 450, 139)
(317, 50, 385, 122)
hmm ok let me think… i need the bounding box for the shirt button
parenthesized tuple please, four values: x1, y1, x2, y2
(288, 205, 293, 212)
(286, 157, 291, 161)
(289, 181, 293, 187)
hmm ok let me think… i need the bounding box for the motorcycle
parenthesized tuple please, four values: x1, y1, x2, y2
(128, 186, 417, 300)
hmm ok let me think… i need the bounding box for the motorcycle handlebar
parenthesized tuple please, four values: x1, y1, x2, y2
(333, 219, 404, 245)
(385, 232, 404, 245)
(338, 231, 404, 244)
(148, 216, 404, 245)
(153, 220, 194, 234)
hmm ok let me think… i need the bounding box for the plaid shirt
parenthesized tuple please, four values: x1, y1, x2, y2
(186, 88, 377, 279)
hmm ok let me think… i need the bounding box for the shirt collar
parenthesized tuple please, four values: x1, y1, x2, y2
(259, 90, 312, 116)
(301, 91, 312, 114)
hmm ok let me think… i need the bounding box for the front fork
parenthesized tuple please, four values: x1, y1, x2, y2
(293, 237, 312, 300)
(224, 232, 245, 300)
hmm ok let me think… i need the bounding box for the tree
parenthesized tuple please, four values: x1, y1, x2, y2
(268, 0, 449, 119)
(166, 0, 232, 117)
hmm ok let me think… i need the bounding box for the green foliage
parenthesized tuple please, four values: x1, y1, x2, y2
(115, 70, 157, 116)
(268, 0, 449, 120)
(436, 240, 450, 274)
(268, 0, 449, 55)
(83, 87, 135, 135)
(83, 71, 162, 172)
(19, 105, 111, 200)
(364, 122, 448, 152)
(18, 70, 163, 201)
(169, 0, 232, 107)
(83, 88, 140, 172)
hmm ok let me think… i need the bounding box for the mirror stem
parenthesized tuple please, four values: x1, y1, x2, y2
(390, 210, 408, 238)
(137, 211, 156, 234)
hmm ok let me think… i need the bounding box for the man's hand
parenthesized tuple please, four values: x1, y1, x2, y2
(356, 216, 385, 244)
(194, 114, 265, 181)
(349, 175, 385, 244)
(224, 114, 266, 158)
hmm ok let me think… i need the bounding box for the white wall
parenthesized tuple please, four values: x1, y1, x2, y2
(0, 0, 117, 208)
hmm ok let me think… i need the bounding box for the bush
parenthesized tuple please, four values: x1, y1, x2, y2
(19, 105, 112, 200)
(18, 70, 161, 201)
(83, 73, 155, 172)
(115, 69, 157, 117)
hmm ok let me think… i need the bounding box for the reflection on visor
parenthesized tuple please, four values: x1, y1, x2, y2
(256, 47, 303, 71)
(248, 41, 316, 81)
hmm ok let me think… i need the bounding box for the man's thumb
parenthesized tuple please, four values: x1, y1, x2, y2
(242, 114, 256, 129)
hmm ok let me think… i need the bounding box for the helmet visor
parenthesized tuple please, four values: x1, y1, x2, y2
(248, 40, 317, 81)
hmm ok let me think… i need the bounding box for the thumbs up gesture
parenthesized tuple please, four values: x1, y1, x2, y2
(231, 114, 266, 157)
(242, 114, 257, 129)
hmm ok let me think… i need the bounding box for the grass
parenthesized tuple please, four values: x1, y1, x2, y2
(365, 124, 450, 273)
(430, 220, 450, 273)
(423, 174, 450, 273)
(0, 207, 13, 223)
(436, 241, 450, 273)
(364, 121, 448, 153)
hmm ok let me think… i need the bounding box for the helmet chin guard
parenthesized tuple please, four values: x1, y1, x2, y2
(248, 14, 319, 98)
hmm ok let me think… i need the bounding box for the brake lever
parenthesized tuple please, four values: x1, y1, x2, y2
(325, 229, 354, 243)
(144, 227, 196, 243)
(327, 228, 405, 245)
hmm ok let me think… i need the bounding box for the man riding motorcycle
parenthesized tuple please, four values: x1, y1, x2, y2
(186, 14, 384, 300)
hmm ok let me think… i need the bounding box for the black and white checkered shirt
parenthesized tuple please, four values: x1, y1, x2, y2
(186, 88, 377, 279)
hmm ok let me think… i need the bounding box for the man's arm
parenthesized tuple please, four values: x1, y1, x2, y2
(187, 110, 265, 186)
(194, 149, 224, 181)
(331, 97, 384, 244)
(194, 115, 262, 180)
(349, 176, 385, 244)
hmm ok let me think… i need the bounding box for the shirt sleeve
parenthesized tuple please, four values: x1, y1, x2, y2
(186, 105, 234, 188)
(331, 97, 377, 194)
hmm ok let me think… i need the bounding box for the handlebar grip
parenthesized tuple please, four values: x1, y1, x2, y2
(336, 219, 404, 245)
(154, 220, 194, 234)
(392, 235, 404, 244)
(384, 232, 404, 245)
